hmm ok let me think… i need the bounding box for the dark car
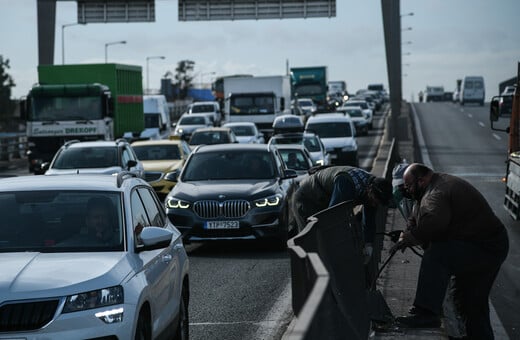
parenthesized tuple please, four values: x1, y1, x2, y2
(165, 143, 298, 246)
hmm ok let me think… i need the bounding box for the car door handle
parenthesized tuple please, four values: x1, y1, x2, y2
(162, 254, 173, 263)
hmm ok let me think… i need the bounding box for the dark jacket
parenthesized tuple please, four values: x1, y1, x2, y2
(411, 173, 505, 244)
(294, 166, 377, 242)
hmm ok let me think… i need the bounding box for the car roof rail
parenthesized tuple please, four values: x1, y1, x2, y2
(115, 138, 128, 145)
(116, 171, 139, 187)
(63, 139, 81, 147)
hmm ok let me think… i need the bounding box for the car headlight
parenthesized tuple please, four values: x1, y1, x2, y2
(63, 285, 123, 313)
(254, 194, 282, 207)
(166, 197, 191, 209)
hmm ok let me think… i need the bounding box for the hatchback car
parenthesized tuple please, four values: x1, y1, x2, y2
(131, 138, 192, 201)
(186, 101, 221, 126)
(43, 139, 145, 178)
(164, 144, 298, 246)
(173, 113, 213, 141)
(273, 144, 314, 183)
(341, 99, 373, 128)
(268, 132, 330, 166)
(222, 122, 265, 144)
(0, 173, 189, 339)
(337, 106, 369, 136)
(305, 113, 359, 166)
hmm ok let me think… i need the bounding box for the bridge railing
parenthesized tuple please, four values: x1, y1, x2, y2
(285, 137, 402, 339)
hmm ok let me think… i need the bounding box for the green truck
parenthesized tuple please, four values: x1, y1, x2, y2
(21, 63, 144, 173)
(290, 66, 328, 110)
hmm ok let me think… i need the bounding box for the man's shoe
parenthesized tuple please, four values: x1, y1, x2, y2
(395, 314, 441, 328)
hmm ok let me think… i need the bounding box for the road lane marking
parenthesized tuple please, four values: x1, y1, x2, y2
(468, 113, 473, 118)
(493, 133, 502, 141)
(479, 121, 485, 127)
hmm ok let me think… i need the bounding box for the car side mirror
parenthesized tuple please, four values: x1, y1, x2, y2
(127, 160, 138, 169)
(164, 169, 180, 182)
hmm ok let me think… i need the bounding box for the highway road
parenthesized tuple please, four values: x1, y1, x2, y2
(412, 101, 519, 339)
(0, 109, 388, 340)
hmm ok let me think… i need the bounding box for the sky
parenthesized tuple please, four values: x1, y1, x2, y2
(2, 0, 520, 101)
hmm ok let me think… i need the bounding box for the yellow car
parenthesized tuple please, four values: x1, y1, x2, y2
(131, 138, 191, 201)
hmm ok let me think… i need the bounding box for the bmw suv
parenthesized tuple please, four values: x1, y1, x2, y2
(165, 143, 298, 245)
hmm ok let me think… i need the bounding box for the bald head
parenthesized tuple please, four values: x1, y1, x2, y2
(403, 163, 434, 200)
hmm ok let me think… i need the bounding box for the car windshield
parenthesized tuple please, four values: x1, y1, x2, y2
(306, 122, 353, 138)
(180, 116, 206, 125)
(133, 145, 180, 160)
(53, 147, 118, 169)
(190, 131, 231, 145)
(182, 150, 276, 180)
(191, 104, 215, 113)
(228, 125, 256, 136)
(345, 102, 368, 109)
(144, 113, 161, 128)
(0, 191, 124, 253)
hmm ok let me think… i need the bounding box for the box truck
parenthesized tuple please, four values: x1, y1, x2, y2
(21, 63, 144, 173)
(222, 75, 291, 137)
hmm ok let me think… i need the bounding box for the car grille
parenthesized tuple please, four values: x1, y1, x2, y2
(194, 200, 250, 218)
(0, 299, 59, 331)
(144, 171, 163, 182)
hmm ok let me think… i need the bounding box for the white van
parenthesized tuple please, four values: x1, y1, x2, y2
(460, 76, 485, 106)
(140, 95, 172, 140)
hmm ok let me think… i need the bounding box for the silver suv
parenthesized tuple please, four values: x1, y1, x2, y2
(0, 173, 189, 339)
(43, 139, 145, 178)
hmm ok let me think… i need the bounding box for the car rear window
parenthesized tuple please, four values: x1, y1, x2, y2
(306, 122, 353, 138)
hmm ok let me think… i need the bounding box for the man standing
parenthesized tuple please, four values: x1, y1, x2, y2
(292, 165, 393, 260)
(394, 163, 509, 339)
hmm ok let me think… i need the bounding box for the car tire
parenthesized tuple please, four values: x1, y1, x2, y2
(134, 308, 152, 340)
(174, 285, 189, 340)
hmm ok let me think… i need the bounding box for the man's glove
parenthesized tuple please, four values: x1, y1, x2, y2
(363, 243, 373, 264)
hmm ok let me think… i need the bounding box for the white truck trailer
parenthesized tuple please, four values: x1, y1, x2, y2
(222, 75, 291, 137)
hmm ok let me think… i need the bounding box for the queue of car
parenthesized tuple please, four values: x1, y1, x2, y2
(0, 94, 382, 337)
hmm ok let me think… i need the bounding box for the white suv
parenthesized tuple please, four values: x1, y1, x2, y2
(305, 113, 359, 166)
(0, 173, 189, 339)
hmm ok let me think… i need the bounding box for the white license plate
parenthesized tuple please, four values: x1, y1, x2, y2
(204, 220, 240, 229)
(330, 153, 338, 159)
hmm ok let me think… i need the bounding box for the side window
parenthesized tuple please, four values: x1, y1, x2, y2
(122, 147, 132, 167)
(131, 189, 150, 246)
(137, 187, 165, 227)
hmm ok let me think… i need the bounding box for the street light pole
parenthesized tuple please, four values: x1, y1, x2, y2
(105, 40, 127, 63)
(146, 56, 166, 94)
(62, 22, 85, 65)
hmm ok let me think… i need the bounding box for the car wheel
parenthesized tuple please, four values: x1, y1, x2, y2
(174, 285, 189, 340)
(134, 309, 152, 340)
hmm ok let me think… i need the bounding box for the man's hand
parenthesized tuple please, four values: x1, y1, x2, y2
(389, 230, 419, 254)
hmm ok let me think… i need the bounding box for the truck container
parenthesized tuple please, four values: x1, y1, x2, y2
(290, 66, 328, 110)
(21, 63, 144, 173)
(222, 75, 291, 136)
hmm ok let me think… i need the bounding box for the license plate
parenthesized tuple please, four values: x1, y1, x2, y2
(204, 220, 240, 229)
(330, 153, 338, 159)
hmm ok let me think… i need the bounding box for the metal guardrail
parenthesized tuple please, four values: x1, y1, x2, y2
(0, 132, 27, 162)
(285, 138, 403, 339)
